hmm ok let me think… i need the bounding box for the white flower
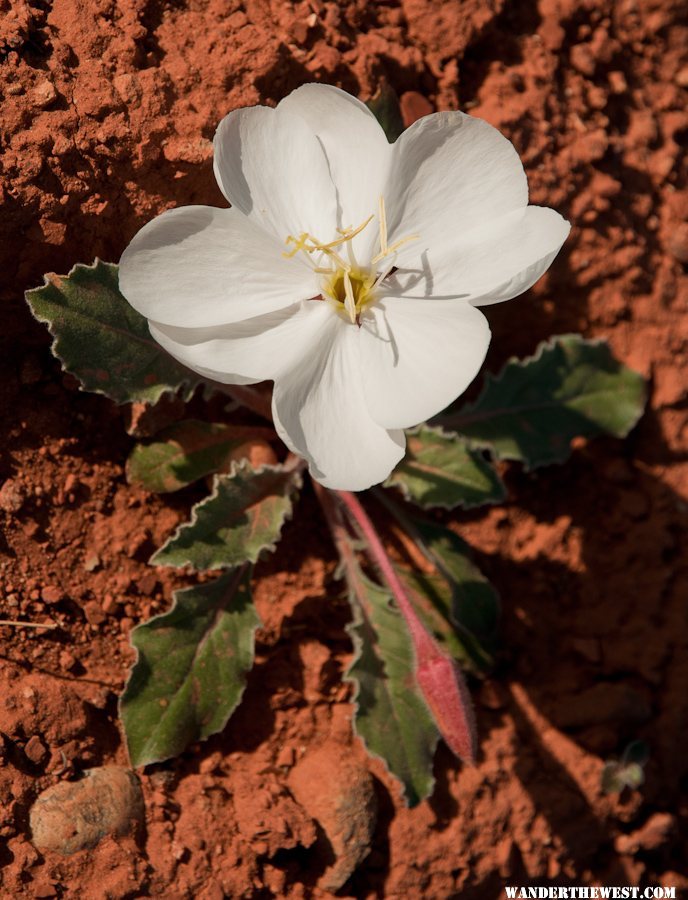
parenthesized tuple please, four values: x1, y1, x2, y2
(119, 84, 570, 491)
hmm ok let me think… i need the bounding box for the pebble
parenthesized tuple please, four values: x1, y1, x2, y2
(0, 479, 26, 514)
(32, 80, 57, 108)
(288, 744, 377, 892)
(24, 735, 48, 766)
(41, 586, 63, 605)
(668, 223, 688, 264)
(30, 766, 144, 854)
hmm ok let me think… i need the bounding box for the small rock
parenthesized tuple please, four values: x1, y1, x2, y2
(32, 80, 57, 108)
(83, 601, 106, 626)
(668, 223, 688, 264)
(30, 767, 144, 855)
(24, 735, 48, 766)
(276, 746, 295, 768)
(83, 553, 101, 572)
(31, 885, 57, 899)
(288, 743, 377, 892)
(570, 43, 596, 76)
(0, 479, 26, 514)
(41, 586, 63, 605)
(59, 650, 77, 671)
(608, 70, 627, 94)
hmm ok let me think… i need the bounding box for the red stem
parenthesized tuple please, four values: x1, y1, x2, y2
(334, 490, 477, 765)
(336, 491, 429, 642)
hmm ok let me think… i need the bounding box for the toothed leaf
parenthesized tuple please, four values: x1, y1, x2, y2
(445, 335, 647, 469)
(127, 420, 275, 493)
(25, 260, 201, 404)
(120, 568, 260, 767)
(346, 565, 439, 807)
(387, 426, 506, 510)
(152, 461, 300, 571)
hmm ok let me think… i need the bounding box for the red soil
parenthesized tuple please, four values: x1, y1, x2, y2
(1, 0, 687, 896)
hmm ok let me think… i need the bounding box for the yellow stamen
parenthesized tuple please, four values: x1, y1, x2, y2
(343, 270, 357, 323)
(281, 198, 419, 324)
(371, 232, 419, 265)
(378, 195, 388, 256)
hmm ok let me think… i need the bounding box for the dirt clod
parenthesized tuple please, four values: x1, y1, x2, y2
(24, 735, 48, 766)
(288, 743, 377, 891)
(615, 813, 677, 855)
(30, 766, 144, 855)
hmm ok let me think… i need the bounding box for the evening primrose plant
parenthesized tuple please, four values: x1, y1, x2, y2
(26, 84, 646, 805)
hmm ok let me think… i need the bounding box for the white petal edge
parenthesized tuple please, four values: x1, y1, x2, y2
(213, 102, 338, 244)
(386, 206, 570, 306)
(358, 297, 491, 430)
(279, 84, 393, 259)
(148, 300, 332, 385)
(383, 110, 529, 270)
(119, 206, 316, 328)
(468, 206, 571, 306)
(271, 314, 406, 491)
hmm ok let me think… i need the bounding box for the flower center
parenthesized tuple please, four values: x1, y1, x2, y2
(282, 197, 418, 324)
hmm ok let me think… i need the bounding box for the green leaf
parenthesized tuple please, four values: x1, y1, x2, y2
(386, 425, 506, 510)
(395, 517, 500, 674)
(444, 335, 647, 469)
(25, 260, 201, 404)
(366, 84, 405, 142)
(120, 568, 260, 767)
(346, 565, 439, 807)
(152, 460, 300, 571)
(127, 420, 275, 493)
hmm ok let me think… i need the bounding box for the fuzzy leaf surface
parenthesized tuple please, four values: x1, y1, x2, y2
(445, 335, 647, 469)
(120, 568, 260, 767)
(386, 426, 506, 510)
(25, 260, 200, 404)
(152, 461, 300, 570)
(346, 566, 439, 807)
(127, 420, 275, 493)
(395, 517, 500, 674)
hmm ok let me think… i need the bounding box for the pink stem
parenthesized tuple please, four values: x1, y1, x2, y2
(337, 491, 424, 632)
(335, 490, 477, 765)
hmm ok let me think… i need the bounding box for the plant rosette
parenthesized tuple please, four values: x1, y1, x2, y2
(26, 85, 646, 806)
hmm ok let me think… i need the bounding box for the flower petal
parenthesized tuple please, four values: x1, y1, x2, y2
(383, 111, 528, 268)
(466, 207, 571, 306)
(213, 102, 338, 243)
(279, 84, 392, 258)
(358, 297, 491, 429)
(148, 300, 332, 385)
(388, 206, 570, 306)
(271, 315, 406, 490)
(119, 206, 316, 328)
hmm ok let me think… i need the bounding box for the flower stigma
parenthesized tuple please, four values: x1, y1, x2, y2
(283, 196, 418, 325)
